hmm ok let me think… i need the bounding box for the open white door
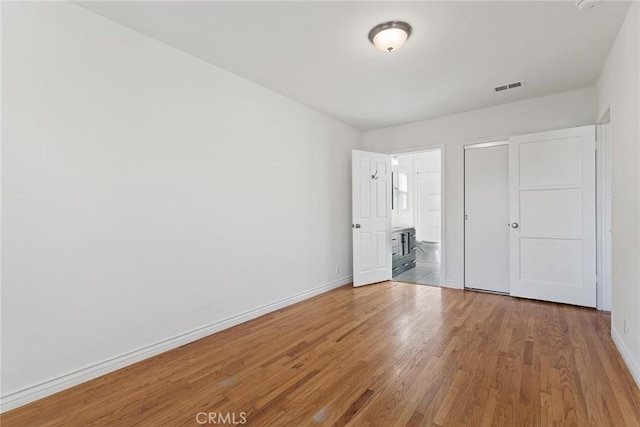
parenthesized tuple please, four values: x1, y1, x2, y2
(352, 150, 392, 287)
(509, 126, 596, 307)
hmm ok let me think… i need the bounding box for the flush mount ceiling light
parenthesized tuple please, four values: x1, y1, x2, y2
(576, 0, 599, 10)
(368, 21, 412, 53)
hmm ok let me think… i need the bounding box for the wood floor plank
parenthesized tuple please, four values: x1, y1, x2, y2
(3, 282, 640, 426)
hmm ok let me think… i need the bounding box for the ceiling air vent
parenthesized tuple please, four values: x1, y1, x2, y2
(494, 80, 524, 92)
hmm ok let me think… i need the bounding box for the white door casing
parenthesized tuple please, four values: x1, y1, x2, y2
(509, 126, 596, 307)
(596, 118, 612, 311)
(352, 150, 392, 287)
(464, 143, 510, 293)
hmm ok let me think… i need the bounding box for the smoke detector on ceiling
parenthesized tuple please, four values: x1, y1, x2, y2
(494, 81, 524, 92)
(576, 0, 599, 10)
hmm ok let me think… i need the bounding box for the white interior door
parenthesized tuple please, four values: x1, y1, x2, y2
(352, 150, 392, 287)
(509, 126, 596, 307)
(464, 143, 510, 293)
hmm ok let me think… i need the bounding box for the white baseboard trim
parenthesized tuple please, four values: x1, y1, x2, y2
(611, 326, 640, 388)
(0, 276, 352, 413)
(443, 281, 463, 290)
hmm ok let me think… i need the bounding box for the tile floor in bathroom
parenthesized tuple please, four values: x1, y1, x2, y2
(393, 261, 441, 286)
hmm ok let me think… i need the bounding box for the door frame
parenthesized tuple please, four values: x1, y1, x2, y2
(387, 144, 446, 288)
(462, 140, 510, 293)
(596, 109, 612, 311)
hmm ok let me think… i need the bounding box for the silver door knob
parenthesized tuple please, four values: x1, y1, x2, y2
(511, 222, 519, 229)
(353, 223, 361, 229)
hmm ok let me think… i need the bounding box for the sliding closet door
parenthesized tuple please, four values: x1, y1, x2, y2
(509, 126, 596, 307)
(464, 143, 510, 293)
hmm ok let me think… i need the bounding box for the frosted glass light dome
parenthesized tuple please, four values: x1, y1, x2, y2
(368, 21, 412, 53)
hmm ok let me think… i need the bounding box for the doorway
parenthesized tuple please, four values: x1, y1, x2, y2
(390, 149, 443, 286)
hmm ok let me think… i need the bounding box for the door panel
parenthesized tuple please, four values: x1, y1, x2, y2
(375, 168, 389, 217)
(352, 150, 392, 287)
(464, 144, 510, 293)
(520, 189, 582, 237)
(359, 233, 372, 272)
(359, 158, 373, 218)
(519, 137, 582, 186)
(376, 231, 388, 267)
(520, 239, 583, 284)
(509, 126, 596, 307)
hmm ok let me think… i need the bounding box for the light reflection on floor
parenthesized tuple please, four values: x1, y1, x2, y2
(387, 282, 444, 347)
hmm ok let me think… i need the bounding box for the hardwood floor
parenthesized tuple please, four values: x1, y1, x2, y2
(3, 282, 640, 426)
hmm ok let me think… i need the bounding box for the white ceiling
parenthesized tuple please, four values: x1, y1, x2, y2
(76, 1, 630, 131)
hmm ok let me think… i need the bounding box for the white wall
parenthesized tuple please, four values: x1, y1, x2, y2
(392, 155, 415, 228)
(414, 151, 441, 243)
(1, 2, 361, 408)
(596, 1, 640, 385)
(364, 87, 597, 287)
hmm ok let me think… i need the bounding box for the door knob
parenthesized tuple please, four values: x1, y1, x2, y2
(510, 222, 519, 229)
(353, 224, 361, 229)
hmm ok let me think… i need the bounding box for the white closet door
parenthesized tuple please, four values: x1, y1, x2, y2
(352, 150, 392, 287)
(464, 144, 510, 293)
(509, 126, 596, 307)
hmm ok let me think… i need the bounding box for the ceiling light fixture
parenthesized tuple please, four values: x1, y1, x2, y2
(368, 21, 412, 53)
(576, 0, 599, 10)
